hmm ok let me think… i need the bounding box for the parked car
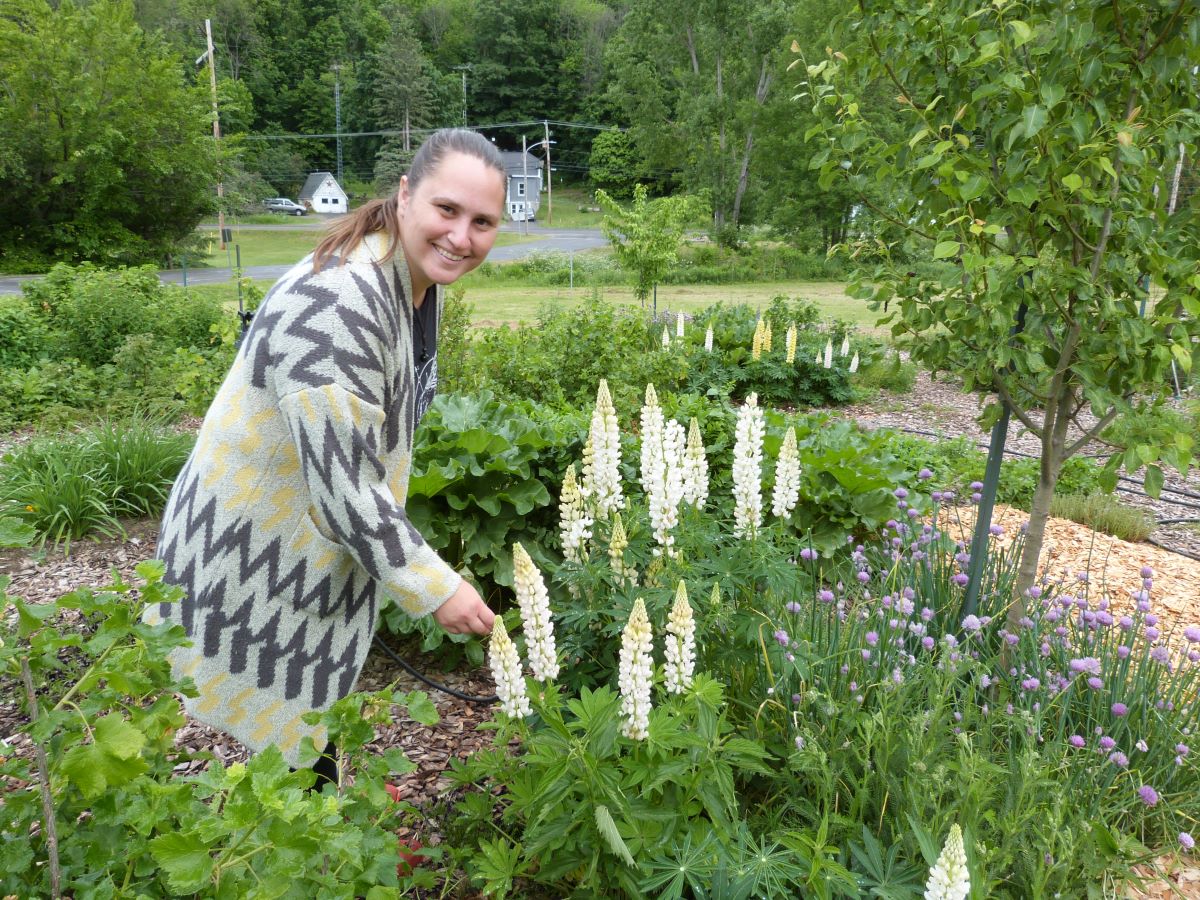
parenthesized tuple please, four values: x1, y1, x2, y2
(263, 198, 306, 216)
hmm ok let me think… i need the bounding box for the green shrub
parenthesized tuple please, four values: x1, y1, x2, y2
(0, 295, 52, 368)
(1049, 492, 1155, 542)
(0, 418, 193, 549)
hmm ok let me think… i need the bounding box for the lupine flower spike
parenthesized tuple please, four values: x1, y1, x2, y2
(823, 339, 834, 369)
(558, 463, 592, 564)
(840, 334, 850, 357)
(664, 581, 696, 693)
(751, 318, 765, 360)
(924, 824, 970, 900)
(771, 426, 801, 519)
(762, 319, 772, 352)
(815, 347, 822, 365)
(640, 384, 684, 556)
(681, 417, 709, 508)
(608, 512, 637, 587)
(676, 311, 685, 338)
(618, 598, 654, 739)
(582, 379, 624, 520)
(704, 324, 713, 352)
(785, 323, 797, 364)
(512, 542, 559, 682)
(732, 393, 765, 539)
(661, 325, 670, 348)
(488, 619, 531, 718)
(849, 351, 860, 374)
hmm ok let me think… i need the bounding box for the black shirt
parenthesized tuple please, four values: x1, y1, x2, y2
(412, 286, 439, 425)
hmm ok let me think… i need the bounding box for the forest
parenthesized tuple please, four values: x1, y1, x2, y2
(0, 0, 870, 269)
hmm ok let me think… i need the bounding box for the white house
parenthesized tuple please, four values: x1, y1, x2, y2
(299, 172, 349, 214)
(498, 151, 543, 222)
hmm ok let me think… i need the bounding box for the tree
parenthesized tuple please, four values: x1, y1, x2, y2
(807, 1, 1200, 622)
(596, 185, 705, 307)
(0, 0, 219, 271)
(588, 128, 642, 197)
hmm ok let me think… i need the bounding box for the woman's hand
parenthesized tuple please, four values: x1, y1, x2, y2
(433, 578, 495, 635)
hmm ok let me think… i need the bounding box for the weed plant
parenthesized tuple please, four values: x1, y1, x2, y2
(449, 386, 1200, 898)
(1049, 492, 1156, 543)
(0, 418, 193, 549)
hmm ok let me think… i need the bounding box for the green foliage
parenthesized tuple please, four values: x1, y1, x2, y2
(588, 127, 643, 197)
(597, 185, 708, 305)
(436, 286, 474, 395)
(0, 418, 193, 549)
(1049, 492, 1155, 543)
(0, 564, 437, 896)
(806, 0, 1200, 604)
(0, 0, 218, 270)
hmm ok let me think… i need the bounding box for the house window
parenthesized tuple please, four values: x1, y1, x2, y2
(331, 198, 340, 205)
(517, 181, 526, 197)
(322, 197, 329, 204)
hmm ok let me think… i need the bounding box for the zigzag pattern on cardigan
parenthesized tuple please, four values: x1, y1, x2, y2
(147, 238, 461, 766)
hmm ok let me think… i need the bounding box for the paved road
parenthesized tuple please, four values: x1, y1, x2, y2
(0, 224, 606, 295)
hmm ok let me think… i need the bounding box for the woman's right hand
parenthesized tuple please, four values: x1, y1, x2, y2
(432, 578, 495, 635)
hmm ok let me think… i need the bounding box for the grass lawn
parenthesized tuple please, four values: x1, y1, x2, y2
(199, 229, 534, 268)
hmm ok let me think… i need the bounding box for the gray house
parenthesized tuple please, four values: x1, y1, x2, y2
(499, 151, 543, 222)
(299, 172, 348, 213)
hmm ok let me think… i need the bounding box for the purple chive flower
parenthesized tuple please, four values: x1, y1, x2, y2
(1027, 585, 1042, 599)
(800, 547, 816, 561)
(931, 491, 943, 502)
(1068, 735, 1086, 748)
(857, 570, 871, 584)
(1119, 616, 1134, 631)
(1099, 736, 1117, 751)
(962, 614, 982, 632)
(1022, 677, 1040, 692)
(786, 602, 803, 614)
(774, 629, 790, 646)
(952, 573, 969, 587)
(1005, 633, 1020, 646)
(1117, 645, 1131, 659)
(1141, 566, 1154, 579)
(918, 468, 933, 480)
(1146, 613, 1159, 626)
(922, 636, 935, 651)
(1152, 646, 1171, 666)
(989, 524, 1004, 536)
(1185, 626, 1200, 644)
(1181, 833, 1195, 851)
(1179, 743, 1191, 757)
(1070, 657, 1102, 676)
(1109, 751, 1129, 767)
(894, 487, 908, 500)
(861, 649, 872, 660)
(1137, 785, 1159, 807)
(792, 693, 802, 704)
(1112, 702, 1128, 717)
(865, 631, 879, 647)
(1147, 627, 1161, 641)
(1136, 739, 1149, 753)
(971, 492, 982, 503)
(970, 481, 984, 491)
(1087, 676, 1104, 690)
(1077, 572, 1089, 584)
(818, 589, 835, 603)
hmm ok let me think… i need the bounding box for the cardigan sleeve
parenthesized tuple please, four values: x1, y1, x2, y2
(277, 383, 462, 618)
(262, 257, 461, 619)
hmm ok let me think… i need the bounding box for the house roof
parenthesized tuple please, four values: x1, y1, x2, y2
(498, 151, 543, 176)
(299, 171, 345, 199)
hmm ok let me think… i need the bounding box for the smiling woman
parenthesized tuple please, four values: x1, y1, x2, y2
(144, 129, 505, 790)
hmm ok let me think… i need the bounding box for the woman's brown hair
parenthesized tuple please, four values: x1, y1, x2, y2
(312, 128, 505, 273)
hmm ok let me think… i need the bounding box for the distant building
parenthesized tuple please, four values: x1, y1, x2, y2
(299, 172, 348, 214)
(498, 151, 543, 222)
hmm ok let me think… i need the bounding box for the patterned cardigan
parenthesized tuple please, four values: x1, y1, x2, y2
(146, 233, 460, 766)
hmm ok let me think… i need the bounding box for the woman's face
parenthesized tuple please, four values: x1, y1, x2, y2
(396, 151, 505, 295)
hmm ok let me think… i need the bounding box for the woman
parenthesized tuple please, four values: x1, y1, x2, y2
(146, 129, 503, 778)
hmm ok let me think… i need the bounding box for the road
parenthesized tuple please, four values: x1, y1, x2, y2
(0, 223, 607, 295)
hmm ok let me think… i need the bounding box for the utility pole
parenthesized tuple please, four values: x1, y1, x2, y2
(332, 64, 343, 184)
(521, 134, 529, 236)
(543, 120, 553, 225)
(453, 65, 470, 126)
(203, 19, 226, 250)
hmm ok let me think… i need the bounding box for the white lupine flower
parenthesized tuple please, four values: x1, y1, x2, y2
(751, 318, 765, 360)
(640, 384, 683, 556)
(840, 334, 850, 357)
(785, 323, 797, 364)
(924, 824, 970, 900)
(618, 598, 654, 739)
(815, 347, 822, 365)
(762, 320, 772, 353)
(680, 417, 709, 508)
(582, 380, 624, 520)
(489, 619, 531, 718)
(849, 351, 860, 373)
(559, 463, 592, 563)
(823, 339, 833, 369)
(664, 581, 696, 694)
(512, 542, 559, 682)
(661, 325, 670, 348)
(704, 325, 713, 352)
(771, 426, 801, 519)
(676, 311, 685, 338)
(608, 512, 637, 586)
(732, 393, 765, 539)
(640, 383, 664, 490)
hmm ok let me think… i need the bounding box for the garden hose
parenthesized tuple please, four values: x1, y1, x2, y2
(372, 633, 498, 704)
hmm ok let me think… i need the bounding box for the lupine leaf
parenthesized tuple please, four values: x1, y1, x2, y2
(595, 804, 637, 867)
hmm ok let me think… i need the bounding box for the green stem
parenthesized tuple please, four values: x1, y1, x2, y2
(53, 641, 116, 712)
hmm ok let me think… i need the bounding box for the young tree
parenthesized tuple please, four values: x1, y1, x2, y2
(596, 185, 704, 308)
(806, 1, 1200, 620)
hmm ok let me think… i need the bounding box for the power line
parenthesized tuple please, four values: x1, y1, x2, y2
(240, 118, 624, 141)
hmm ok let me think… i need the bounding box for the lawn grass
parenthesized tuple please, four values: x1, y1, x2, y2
(199, 229, 534, 268)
